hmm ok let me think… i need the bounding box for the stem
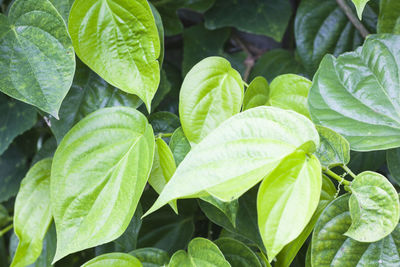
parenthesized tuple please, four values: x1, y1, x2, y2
(336, 0, 370, 38)
(157, 133, 173, 138)
(0, 224, 13, 237)
(341, 165, 356, 178)
(232, 36, 255, 83)
(243, 81, 249, 88)
(323, 168, 351, 186)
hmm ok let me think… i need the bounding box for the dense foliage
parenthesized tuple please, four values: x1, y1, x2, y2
(0, 0, 400, 266)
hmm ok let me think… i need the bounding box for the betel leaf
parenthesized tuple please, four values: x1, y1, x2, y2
(349, 150, 386, 173)
(48, 0, 74, 23)
(0, 0, 75, 118)
(242, 77, 269, 111)
(68, 0, 160, 111)
(145, 106, 319, 216)
(315, 125, 350, 168)
(352, 0, 370, 19)
(204, 0, 291, 42)
(148, 111, 180, 136)
(267, 74, 311, 118)
(214, 238, 261, 267)
(169, 238, 230, 267)
(312, 194, 400, 266)
(257, 151, 322, 261)
(50, 60, 142, 143)
(200, 196, 239, 227)
(0, 204, 10, 228)
(11, 159, 52, 267)
(51, 107, 155, 262)
(81, 253, 142, 267)
(0, 94, 37, 155)
(149, 138, 177, 213)
(32, 137, 57, 166)
(378, 0, 400, 34)
(387, 148, 400, 186)
(345, 171, 400, 242)
(179, 56, 243, 145)
(308, 34, 400, 151)
(129, 248, 170, 267)
(169, 127, 191, 166)
(149, 3, 164, 68)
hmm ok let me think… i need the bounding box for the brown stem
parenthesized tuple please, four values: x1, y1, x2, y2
(232, 36, 255, 83)
(336, 0, 370, 38)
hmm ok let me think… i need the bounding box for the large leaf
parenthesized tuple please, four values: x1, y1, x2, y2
(315, 126, 350, 168)
(82, 253, 141, 267)
(68, 0, 160, 111)
(169, 238, 230, 267)
(129, 248, 169, 267)
(242, 77, 269, 111)
(179, 56, 243, 145)
(345, 171, 400, 242)
(352, 0, 370, 19)
(169, 127, 191, 166)
(145, 106, 319, 216)
(257, 151, 321, 261)
(0, 94, 37, 155)
(215, 238, 261, 267)
(204, 0, 291, 42)
(378, 0, 400, 33)
(51, 107, 155, 262)
(387, 148, 400, 186)
(0, 0, 75, 118)
(48, 0, 74, 23)
(308, 34, 400, 151)
(11, 159, 52, 267)
(312, 194, 400, 266)
(349, 150, 386, 173)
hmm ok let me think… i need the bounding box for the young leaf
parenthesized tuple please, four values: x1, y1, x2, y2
(242, 76, 269, 111)
(352, 0, 370, 19)
(345, 171, 400, 242)
(51, 107, 155, 262)
(11, 159, 52, 267)
(68, 0, 161, 111)
(200, 196, 239, 227)
(0, 0, 75, 118)
(129, 248, 170, 266)
(169, 238, 230, 267)
(145, 106, 319, 216)
(308, 34, 400, 151)
(378, 0, 400, 34)
(257, 151, 322, 261)
(169, 127, 191, 166)
(387, 148, 400, 186)
(215, 238, 262, 267)
(312, 194, 400, 266)
(315, 125, 350, 168)
(179, 56, 243, 145)
(82, 253, 141, 267)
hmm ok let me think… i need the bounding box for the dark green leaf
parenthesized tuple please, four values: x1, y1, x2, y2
(48, 0, 74, 23)
(31, 138, 57, 166)
(348, 150, 386, 173)
(0, 204, 10, 228)
(200, 196, 239, 227)
(387, 148, 400, 186)
(129, 248, 170, 267)
(148, 111, 180, 136)
(169, 127, 191, 166)
(378, 0, 400, 33)
(215, 238, 261, 267)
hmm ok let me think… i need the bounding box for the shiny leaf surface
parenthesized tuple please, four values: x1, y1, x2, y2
(215, 238, 261, 267)
(82, 253, 142, 267)
(129, 248, 169, 267)
(242, 77, 269, 111)
(315, 126, 350, 168)
(169, 127, 191, 166)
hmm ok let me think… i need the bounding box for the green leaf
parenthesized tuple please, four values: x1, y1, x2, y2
(50, 60, 142, 143)
(345, 171, 400, 242)
(0, 94, 37, 155)
(387, 148, 400, 186)
(215, 238, 261, 267)
(68, 0, 160, 111)
(200, 196, 239, 227)
(149, 3, 164, 68)
(151, 70, 171, 112)
(185, 0, 215, 12)
(0, 0, 75, 118)
(11, 159, 52, 267)
(0, 205, 9, 228)
(148, 111, 180, 136)
(315, 126, 350, 169)
(295, 0, 377, 75)
(149, 138, 177, 213)
(348, 150, 386, 173)
(82, 253, 142, 267)
(267, 74, 311, 118)
(352, 0, 370, 19)
(312, 194, 400, 266)
(204, 0, 291, 42)
(378, 0, 400, 34)
(242, 77, 269, 111)
(129, 248, 170, 267)
(145, 106, 319, 216)
(257, 151, 322, 261)
(51, 107, 155, 262)
(308, 34, 400, 151)
(179, 56, 243, 145)
(169, 238, 230, 267)
(32, 137, 57, 166)
(48, 0, 74, 23)
(169, 127, 191, 166)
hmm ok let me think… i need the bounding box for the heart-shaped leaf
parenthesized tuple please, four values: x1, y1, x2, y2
(82, 253, 141, 267)
(315, 126, 350, 168)
(129, 248, 170, 266)
(242, 77, 269, 111)
(169, 127, 191, 166)
(51, 107, 155, 262)
(215, 238, 261, 267)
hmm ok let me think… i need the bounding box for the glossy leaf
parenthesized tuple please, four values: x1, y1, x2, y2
(352, 0, 370, 19)
(148, 111, 180, 136)
(315, 126, 350, 168)
(345, 171, 400, 242)
(169, 238, 230, 267)
(0, 94, 37, 155)
(146, 106, 319, 216)
(82, 253, 142, 267)
(215, 238, 261, 267)
(349, 150, 386, 173)
(11, 159, 52, 267)
(51, 107, 155, 262)
(48, 0, 74, 23)
(257, 151, 321, 261)
(242, 77, 269, 111)
(268, 74, 311, 118)
(179, 56, 243, 145)
(387, 148, 400, 186)
(169, 127, 191, 166)
(68, 0, 160, 111)
(129, 248, 169, 267)
(204, 0, 291, 42)
(378, 0, 400, 34)
(200, 196, 239, 227)
(0, 0, 75, 118)
(312, 194, 400, 266)
(308, 34, 400, 151)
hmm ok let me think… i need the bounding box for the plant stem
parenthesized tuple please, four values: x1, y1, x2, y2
(0, 224, 13, 237)
(157, 133, 173, 138)
(341, 165, 356, 178)
(323, 168, 351, 186)
(232, 36, 255, 83)
(335, 0, 370, 38)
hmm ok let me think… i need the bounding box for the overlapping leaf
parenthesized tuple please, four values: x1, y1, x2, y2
(215, 238, 261, 267)
(378, 0, 400, 33)
(82, 253, 142, 267)
(242, 77, 269, 111)
(129, 248, 169, 266)
(315, 126, 350, 168)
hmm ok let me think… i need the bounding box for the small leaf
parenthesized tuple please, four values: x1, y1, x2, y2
(378, 0, 400, 34)
(148, 111, 180, 136)
(169, 238, 230, 267)
(242, 77, 269, 111)
(200, 196, 239, 227)
(51, 107, 155, 262)
(68, 0, 161, 111)
(11, 159, 52, 267)
(129, 248, 170, 267)
(82, 253, 142, 267)
(215, 238, 261, 267)
(345, 171, 400, 242)
(387, 148, 400, 186)
(169, 127, 191, 166)
(179, 56, 243, 145)
(352, 0, 370, 19)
